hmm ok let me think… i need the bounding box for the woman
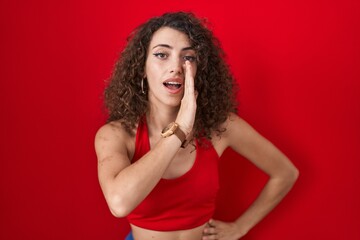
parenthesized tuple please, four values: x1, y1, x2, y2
(95, 12, 299, 240)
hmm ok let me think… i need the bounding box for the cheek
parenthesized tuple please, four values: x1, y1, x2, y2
(145, 62, 166, 90)
(145, 60, 164, 78)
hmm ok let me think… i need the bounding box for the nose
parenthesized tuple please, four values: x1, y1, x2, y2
(169, 58, 183, 75)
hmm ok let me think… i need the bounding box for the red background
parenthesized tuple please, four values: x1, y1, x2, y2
(1, 0, 359, 239)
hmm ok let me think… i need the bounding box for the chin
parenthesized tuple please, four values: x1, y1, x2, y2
(166, 99, 182, 107)
(148, 92, 183, 108)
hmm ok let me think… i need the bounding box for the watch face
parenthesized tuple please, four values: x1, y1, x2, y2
(161, 122, 178, 137)
(163, 125, 171, 132)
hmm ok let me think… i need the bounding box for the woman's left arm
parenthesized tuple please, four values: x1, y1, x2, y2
(203, 113, 299, 240)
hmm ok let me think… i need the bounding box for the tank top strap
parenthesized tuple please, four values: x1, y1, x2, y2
(133, 116, 150, 162)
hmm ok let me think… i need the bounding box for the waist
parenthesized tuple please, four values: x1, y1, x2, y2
(130, 223, 206, 240)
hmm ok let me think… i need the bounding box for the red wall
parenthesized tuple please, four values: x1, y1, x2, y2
(1, 0, 359, 239)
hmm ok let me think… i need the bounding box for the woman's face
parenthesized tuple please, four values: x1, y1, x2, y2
(145, 27, 197, 108)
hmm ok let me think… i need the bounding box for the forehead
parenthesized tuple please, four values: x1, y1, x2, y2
(149, 27, 191, 48)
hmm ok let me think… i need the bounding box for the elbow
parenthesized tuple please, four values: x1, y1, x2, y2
(291, 166, 300, 182)
(273, 165, 299, 187)
(285, 165, 300, 185)
(106, 194, 133, 218)
(109, 206, 129, 218)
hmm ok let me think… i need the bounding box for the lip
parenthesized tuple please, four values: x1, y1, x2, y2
(163, 77, 184, 94)
(163, 77, 184, 84)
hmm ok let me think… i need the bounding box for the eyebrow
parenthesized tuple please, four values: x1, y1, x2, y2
(152, 44, 194, 51)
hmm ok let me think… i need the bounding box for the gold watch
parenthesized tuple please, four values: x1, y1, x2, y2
(161, 122, 188, 148)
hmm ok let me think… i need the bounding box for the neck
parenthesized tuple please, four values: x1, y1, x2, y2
(147, 103, 179, 130)
(146, 100, 180, 133)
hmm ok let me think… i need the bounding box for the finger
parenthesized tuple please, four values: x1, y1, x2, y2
(202, 234, 218, 240)
(208, 219, 216, 227)
(184, 60, 195, 79)
(184, 60, 195, 95)
(203, 226, 217, 235)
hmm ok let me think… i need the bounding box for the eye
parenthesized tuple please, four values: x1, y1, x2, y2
(183, 56, 196, 62)
(153, 52, 168, 59)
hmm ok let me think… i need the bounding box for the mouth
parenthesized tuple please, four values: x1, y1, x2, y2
(163, 78, 183, 92)
(163, 81, 182, 90)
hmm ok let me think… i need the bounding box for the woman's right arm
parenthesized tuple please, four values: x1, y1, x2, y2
(95, 123, 183, 217)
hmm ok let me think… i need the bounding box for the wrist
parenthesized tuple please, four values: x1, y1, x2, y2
(161, 122, 189, 148)
(174, 120, 191, 137)
(234, 219, 250, 238)
(178, 125, 190, 138)
(176, 124, 190, 148)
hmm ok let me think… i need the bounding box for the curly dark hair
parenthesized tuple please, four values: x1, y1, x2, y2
(105, 12, 238, 140)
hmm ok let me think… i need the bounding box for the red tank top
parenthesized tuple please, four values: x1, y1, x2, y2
(126, 117, 220, 231)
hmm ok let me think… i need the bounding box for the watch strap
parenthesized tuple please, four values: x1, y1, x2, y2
(174, 126, 188, 148)
(161, 122, 188, 148)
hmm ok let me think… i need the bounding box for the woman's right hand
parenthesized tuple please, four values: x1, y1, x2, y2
(176, 60, 197, 136)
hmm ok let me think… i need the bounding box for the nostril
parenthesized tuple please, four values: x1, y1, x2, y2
(170, 70, 182, 74)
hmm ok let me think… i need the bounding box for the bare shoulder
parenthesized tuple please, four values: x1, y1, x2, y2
(94, 121, 136, 163)
(211, 112, 250, 156)
(217, 112, 250, 140)
(212, 113, 265, 154)
(95, 120, 132, 142)
(222, 113, 252, 137)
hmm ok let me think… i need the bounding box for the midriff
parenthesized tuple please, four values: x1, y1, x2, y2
(130, 223, 206, 240)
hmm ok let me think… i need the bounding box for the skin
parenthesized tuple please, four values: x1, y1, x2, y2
(95, 27, 299, 240)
